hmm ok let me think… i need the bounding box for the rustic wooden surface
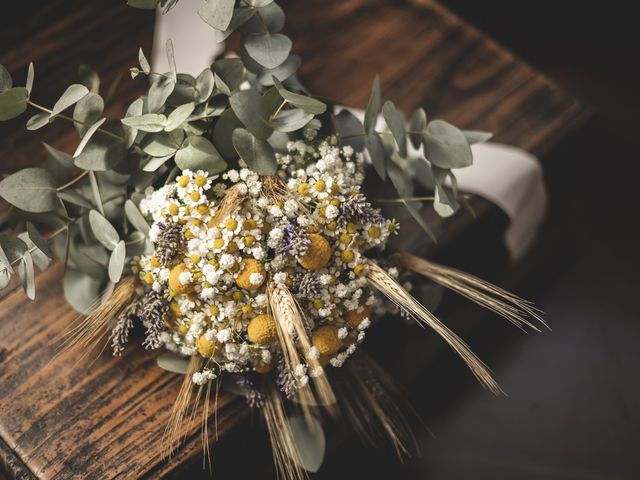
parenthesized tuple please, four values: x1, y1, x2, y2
(0, 0, 590, 478)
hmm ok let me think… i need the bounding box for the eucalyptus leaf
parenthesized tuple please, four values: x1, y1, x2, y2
(232, 128, 277, 175)
(0, 233, 26, 269)
(26, 222, 53, 259)
(74, 123, 126, 171)
(216, 7, 256, 41)
(18, 231, 51, 272)
(121, 113, 167, 132)
(142, 154, 174, 172)
(51, 84, 89, 117)
(73, 117, 107, 157)
(124, 200, 150, 234)
(243, 3, 284, 33)
(74, 92, 104, 135)
(58, 190, 94, 209)
(26, 112, 51, 130)
(175, 136, 227, 173)
(194, 69, 215, 103)
(270, 108, 313, 132)
(25, 63, 34, 94)
(408, 108, 427, 149)
(18, 251, 36, 299)
(157, 352, 190, 374)
(88, 209, 120, 250)
(364, 75, 381, 134)
(213, 108, 243, 159)
(365, 132, 387, 180)
(0, 64, 12, 90)
(122, 98, 144, 148)
(148, 75, 176, 112)
(0, 168, 58, 213)
(286, 415, 326, 473)
(256, 54, 301, 86)
(244, 33, 292, 70)
(141, 129, 184, 157)
(382, 101, 407, 157)
(126, 0, 159, 9)
(0, 87, 29, 121)
(165, 39, 177, 82)
(423, 120, 473, 168)
(165, 102, 195, 131)
(138, 48, 151, 74)
(463, 129, 493, 145)
(246, 0, 273, 5)
(63, 268, 104, 314)
(334, 110, 364, 152)
(198, 0, 235, 30)
(273, 78, 326, 114)
(211, 58, 246, 92)
(230, 89, 273, 139)
(108, 240, 126, 283)
(78, 65, 100, 93)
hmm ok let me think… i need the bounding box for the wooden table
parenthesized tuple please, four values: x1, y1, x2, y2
(0, 0, 590, 478)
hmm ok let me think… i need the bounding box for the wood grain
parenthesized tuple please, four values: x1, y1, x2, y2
(0, 0, 590, 478)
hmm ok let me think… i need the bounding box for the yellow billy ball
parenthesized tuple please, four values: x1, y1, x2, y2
(235, 258, 266, 290)
(345, 305, 370, 328)
(312, 326, 341, 356)
(197, 334, 219, 358)
(299, 233, 332, 270)
(168, 263, 192, 295)
(247, 314, 278, 345)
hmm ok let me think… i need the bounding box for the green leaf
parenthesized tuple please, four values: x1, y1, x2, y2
(138, 48, 151, 74)
(18, 251, 36, 299)
(51, 84, 89, 117)
(141, 129, 184, 157)
(26, 112, 51, 130)
(216, 7, 256, 41)
(157, 353, 190, 374)
(242, 3, 284, 33)
(408, 108, 427, 149)
(26, 222, 53, 259)
(246, 0, 273, 5)
(148, 75, 176, 112)
(108, 240, 126, 283)
(127, 0, 160, 8)
(0, 168, 58, 213)
(273, 78, 326, 114)
(74, 123, 126, 171)
(165, 102, 195, 131)
(230, 89, 273, 140)
(0, 87, 29, 121)
(0, 242, 13, 289)
(211, 58, 246, 93)
(382, 101, 407, 157)
(364, 75, 381, 134)
(74, 92, 104, 136)
(124, 200, 150, 234)
(334, 110, 365, 152)
(286, 415, 326, 473)
(121, 113, 167, 132)
(423, 120, 473, 168)
(58, 190, 94, 209)
(25, 63, 34, 94)
(0, 64, 12, 90)
(73, 118, 107, 157)
(176, 136, 227, 174)
(213, 108, 243, 159)
(0, 233, 26, 272)
(194, 69, 215, 103)
(19, 231, 51, 272)
(256, 55, 301, 86)
(198, 0, 235, 30)
(122, 98, 144, 148)
(63, 268, 104, 314)
(78, 65, 100, 93)
(270, 108, 313, 132)
(165, 39, 177, 82)
(244, 33, 292, 69)
(365, 132, 387, 180)
(142, 154, 174, 172)
(88, 210, 120, 250)
(232, 128, 277, 175)
(463, 129, 493, 145)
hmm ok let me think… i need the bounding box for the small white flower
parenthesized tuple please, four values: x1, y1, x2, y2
(217, 329, 232, 343)
(337, 327, 348, 339)
(178, 271, 192, 285)
(273, 272, 287, 284)
(308, 346, 320, 360)
(249, 272, 264, 286)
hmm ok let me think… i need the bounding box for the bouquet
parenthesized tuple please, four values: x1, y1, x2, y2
(0, 0, 544, 476)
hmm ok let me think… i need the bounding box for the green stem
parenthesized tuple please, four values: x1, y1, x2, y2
(271, 99, 287, 120)
(375, 196, 435, 203)
(56, 171, 89, 192)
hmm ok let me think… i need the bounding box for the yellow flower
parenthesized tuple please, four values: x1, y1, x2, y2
(345, 305, 370, 328)
(194, 175, 207, 187)
(197, 204, 209, 215)
(143, 273, 154, 285)
(213, 238, 225, 249)
(168, 263, 192, 294)
(367, 225, 381, 239)
(149, 256, 161, 268)
(314, 180, 326, 192)
(168, 203, 179, 216)
(299, 233, 331, 270)
(197, 334, 219, 357)
(225, 218, 238, 231)
(178, 175, 189, 187)
(247, 314, 278, 345)
(209, 305, 220, 316)
(312, 326, 341, 356)
(340, 250, 355, 263)
(178, 324, 189, 334)
(353, 264, 365, 276)
(241, 304, 253, 315)
(244, 235, 256, 247)
(235, 258, 266, 290)
(244, 218, 257, 230)
(190, 191, 201, 202)
(297, 182, 310, 195)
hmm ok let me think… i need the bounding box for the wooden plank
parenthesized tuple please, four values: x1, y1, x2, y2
(0, 0, 591, 478)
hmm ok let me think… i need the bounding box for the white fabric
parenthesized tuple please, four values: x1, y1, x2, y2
(152, 11, 547, 260)
(151, 0, 225, 76)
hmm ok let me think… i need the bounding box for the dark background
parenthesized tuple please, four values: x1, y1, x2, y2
(1, 1, 639, 479)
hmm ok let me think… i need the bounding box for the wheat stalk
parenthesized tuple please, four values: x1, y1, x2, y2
(397, 252, 546, 332)
(365, 260, 502, 394)
(209, 183, 245, 227)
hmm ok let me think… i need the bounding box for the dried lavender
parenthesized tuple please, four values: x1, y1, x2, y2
(155, 221, 183, 265)
(236, 375, 265, 409)
(275, 355, 298, 399)
(276, 222, 310, 260)
(294, 272, 320, 297)
(139, 291, 169, 350)
(110, 312, 135, 357)
(339, 193, 384, 227)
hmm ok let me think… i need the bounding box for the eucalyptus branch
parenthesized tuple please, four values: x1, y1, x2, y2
(271, 99, 287, 120)
(27, 100, 124, 141)
(56, 171, 89, 192)
(375, 196, 435, 203)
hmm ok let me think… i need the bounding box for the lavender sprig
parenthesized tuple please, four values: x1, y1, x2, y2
(155, 221, 183, 265)
(339, 193, 384, 227)
(139, 291, 169, 350)
(236, 374, 265, 409)
(276, 222, 311, 260)
(110, 313, 134, 357)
